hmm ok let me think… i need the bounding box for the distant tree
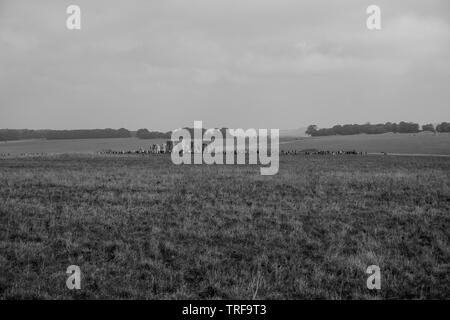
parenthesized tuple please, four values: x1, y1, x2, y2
(422, 124, 435, 133)
(117, 128, 132, 138)
(398, 121, 419, 133)
(136, 128, 151, 139)
(0, 129, 20, 142)
(436, 122, 450, 133)
(305, 125, 318, 136)
(332, 125, 343, 135)
(385, 122, 398, 133)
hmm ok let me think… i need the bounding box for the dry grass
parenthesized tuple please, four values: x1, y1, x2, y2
(0, 154, 449, 299)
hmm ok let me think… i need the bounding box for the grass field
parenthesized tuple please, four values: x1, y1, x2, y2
(280, 132, 450, 155)
(0, 154, 449, 299)
(0, 138, 166, 155)
(1, 132, 450, 156)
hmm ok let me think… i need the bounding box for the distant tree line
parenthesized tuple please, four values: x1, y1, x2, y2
(136, 127, 231, 139)
(0, 129, 47, 141)
(45, 128, 131, 140)
(2, 122, 449, 142)
(435, 122, 450, 133)
(135, 129, 171, 139)
(0, 128, 131, 142)
(305, 122, 450, 136)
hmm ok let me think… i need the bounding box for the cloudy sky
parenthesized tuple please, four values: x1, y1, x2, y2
(0, 0, 449, 130)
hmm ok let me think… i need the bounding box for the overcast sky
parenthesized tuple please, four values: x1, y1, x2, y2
(0, 0, 449, 130)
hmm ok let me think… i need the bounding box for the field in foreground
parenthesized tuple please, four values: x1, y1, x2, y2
(0, 155, 449, 299)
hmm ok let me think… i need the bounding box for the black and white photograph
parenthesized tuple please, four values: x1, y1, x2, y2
(0, 0, 449, 306)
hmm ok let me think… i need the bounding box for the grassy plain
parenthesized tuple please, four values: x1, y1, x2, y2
(0, 138, 166, 155)
(280, 132, 450, 155)
(0, 154, 449, 299)
(1, 132, 450, 156)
